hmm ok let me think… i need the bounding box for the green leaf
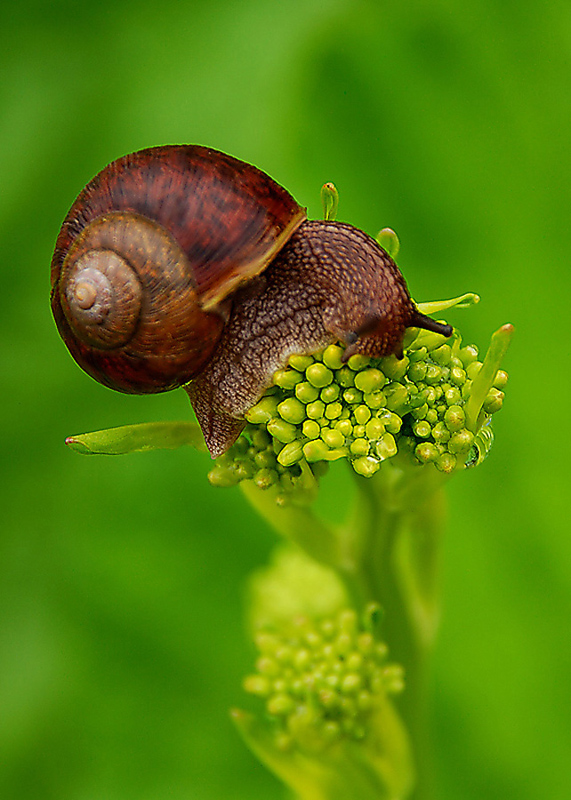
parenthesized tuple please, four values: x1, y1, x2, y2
(416, 292, 480, 314)
(230, 708, 405, 800)
(231, 709, 332, 800)
(65, 421, 207, 455)
(464, 323, 514, 433)
(321, 182, 339, 221)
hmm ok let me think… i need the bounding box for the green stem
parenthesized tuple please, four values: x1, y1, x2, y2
(239, 481, 342, 570)
(342, 465, 448, 800)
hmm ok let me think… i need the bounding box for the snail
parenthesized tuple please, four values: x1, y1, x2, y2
(51, 145, 452, 457)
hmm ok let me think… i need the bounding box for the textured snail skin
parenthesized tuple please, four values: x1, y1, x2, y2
(51, 145, 452, 455)
(188, 220, 441, 456)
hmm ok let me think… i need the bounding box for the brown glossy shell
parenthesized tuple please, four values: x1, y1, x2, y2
(53, 211, 225, 393)
(51, 145, 307, 393)
(51, 145, 306, 310)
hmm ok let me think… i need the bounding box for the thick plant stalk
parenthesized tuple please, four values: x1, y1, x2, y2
(350, 466, 447, 800)
(241, 461, 446, 800)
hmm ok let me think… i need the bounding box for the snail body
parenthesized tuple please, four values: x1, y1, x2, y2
(188, 219, 424, 453)
(51, 145, 452, 456)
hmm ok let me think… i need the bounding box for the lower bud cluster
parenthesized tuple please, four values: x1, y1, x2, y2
(207, 328, 507, 498)
(243, 608, 403, 749)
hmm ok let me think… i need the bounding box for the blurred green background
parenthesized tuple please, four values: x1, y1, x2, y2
(1, 0, 569, 797)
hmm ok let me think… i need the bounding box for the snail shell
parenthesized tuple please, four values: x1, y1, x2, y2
(51, 145, 306, 392)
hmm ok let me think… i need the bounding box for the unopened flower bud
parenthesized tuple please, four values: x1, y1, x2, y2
(306, 400, 325, 420)
(322, 344, 344, 369)
(278, 397, 306, 424)
(353, 456, 380, 477)
(382, 355, 409, 381)
(448, 429, 474, 454)
(267, 418, 298, 443)
(274, 369, 303, 390)
(295, 381, 319, 403)
(493, 369, 509, 389)
(289, 354, 314, 371)
(277, 441, 304, 467)
(347, 354, 370, 370)
(246, 396, 279, 423)
(483, 387, 504, 414)
(321, 384, 340, 403)
(253, 467, 279, 489)
(444, 405, 465, 431)
(354, 368, 386, 393)
(306, 363, 333, 388)
(415, 442, 439, 463)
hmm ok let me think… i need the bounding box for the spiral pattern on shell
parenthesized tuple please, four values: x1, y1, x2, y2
(50, 145, 306, 394)
(53, 211, 225, 393)
(60, 223, 143, 350)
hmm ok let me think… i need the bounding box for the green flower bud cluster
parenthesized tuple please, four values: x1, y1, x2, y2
(207, 423, 329, 502)
(207, 331, 508, 493)
(401, 331, 508, 473)
(243, 608, 403, 749)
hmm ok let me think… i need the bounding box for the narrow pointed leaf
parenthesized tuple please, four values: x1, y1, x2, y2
(465, 323, 514, 432)
(65, 421, 207, 455)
